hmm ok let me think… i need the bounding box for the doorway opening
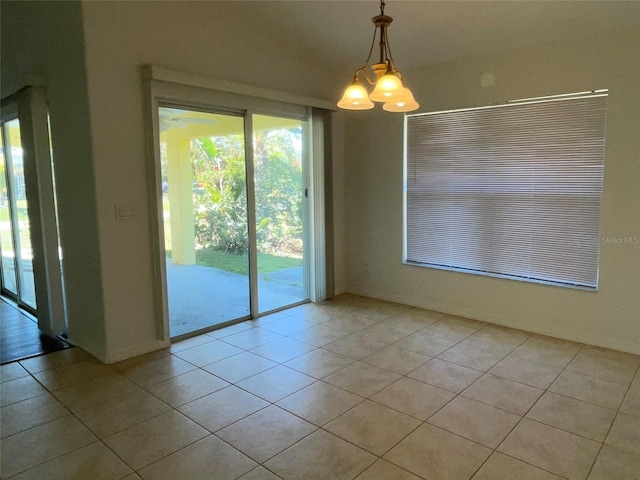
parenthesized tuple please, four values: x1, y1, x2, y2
(0, 87, 68, 363)
(158, 106, 309, 337)
(0, 118, 37, 313)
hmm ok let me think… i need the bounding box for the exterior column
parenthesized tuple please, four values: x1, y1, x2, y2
(166, 138, 195, 265)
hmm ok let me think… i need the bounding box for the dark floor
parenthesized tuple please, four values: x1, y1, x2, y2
(0, 299, 71, 364)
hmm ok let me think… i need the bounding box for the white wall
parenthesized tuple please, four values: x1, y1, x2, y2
(1, 1, 109, 359)
(345, 27, 640, 354)
(6, 1, 634, 361)
(2, 1, 347, 363)
(78, 1, 344, 361)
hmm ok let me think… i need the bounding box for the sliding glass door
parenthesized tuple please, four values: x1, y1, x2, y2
(159, 107, 251, 336)
(0, 118, 37, 313)
(253, 114, 307, 313)
(0, 132, 17, 296)
(157, 105, 310, 337)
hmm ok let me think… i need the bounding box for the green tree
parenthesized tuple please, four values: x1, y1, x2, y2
(192, 135, 248, 253)
(191, 128, 302, 257)
(254, 128, 303, 256)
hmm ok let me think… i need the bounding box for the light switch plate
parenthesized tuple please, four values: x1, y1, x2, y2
(115, 203, 140, 221)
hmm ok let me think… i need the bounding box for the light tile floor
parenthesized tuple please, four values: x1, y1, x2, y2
(1, 294, 639, 479)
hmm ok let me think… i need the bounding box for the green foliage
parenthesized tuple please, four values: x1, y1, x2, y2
(253, 128, 303, 255)
(191, 127, 303, 257)
(192, 135, 249, 253)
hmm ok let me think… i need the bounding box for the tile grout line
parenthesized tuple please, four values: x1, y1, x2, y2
(2, 364, 143, 478)
(184, 311, 428, 477)
(417, 327, 580, 479)
(265, 315, 551, 477)
(0, 304, 401, 478)
(583, 359, 640, 479)
(4, 299, 639, 480)
(317, 318, 527, 478)
(238, 318, 635, 479)
(484, 339, 604, 479)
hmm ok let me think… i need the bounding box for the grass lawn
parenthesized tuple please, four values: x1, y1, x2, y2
(166, 247, 301, 275)
(0, 203, 28, 222)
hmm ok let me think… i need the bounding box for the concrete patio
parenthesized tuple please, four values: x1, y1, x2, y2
(166, 260, 305, 337)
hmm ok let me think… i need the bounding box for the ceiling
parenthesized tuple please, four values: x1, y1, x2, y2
(222, 1, 640, 73)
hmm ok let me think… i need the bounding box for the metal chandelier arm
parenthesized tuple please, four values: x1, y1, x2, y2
(361, 25, 379, 73)
(382, 27, 396, 71)
(354, 67, 379, 86)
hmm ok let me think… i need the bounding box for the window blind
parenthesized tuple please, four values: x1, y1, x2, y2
(405, 93, 607, 289)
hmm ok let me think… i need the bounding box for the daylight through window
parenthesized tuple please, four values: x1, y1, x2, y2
(404, 92, 608, 289)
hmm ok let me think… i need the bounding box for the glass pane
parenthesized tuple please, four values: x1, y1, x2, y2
(159, 107, 250, 336)
(5, 120, 37, 308)
(0, 130, 17, 295)
(253, 114, 307, 313)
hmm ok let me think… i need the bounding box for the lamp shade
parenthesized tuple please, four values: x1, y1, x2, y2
(369, 72, 404, 102)
(337, 79, 375, 110)
(382, 88, 419, 112)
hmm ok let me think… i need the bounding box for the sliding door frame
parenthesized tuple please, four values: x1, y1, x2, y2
(244, 110, 259, 319)
(143, 67, 331, 341)
(0, 87, 66, 334)
(0, 108, 25, 305)
(248, 111, 312, 317)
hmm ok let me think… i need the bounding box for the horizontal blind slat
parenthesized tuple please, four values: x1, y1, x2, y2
(405, 94, 607, 288)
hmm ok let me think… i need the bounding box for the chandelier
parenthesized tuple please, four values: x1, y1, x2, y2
(337, 0, 419, 112)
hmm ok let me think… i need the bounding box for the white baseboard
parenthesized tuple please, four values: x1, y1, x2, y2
(104, 339, 171, 364)
(347, 286, 640, 355)
(66, 332, 170, 364)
